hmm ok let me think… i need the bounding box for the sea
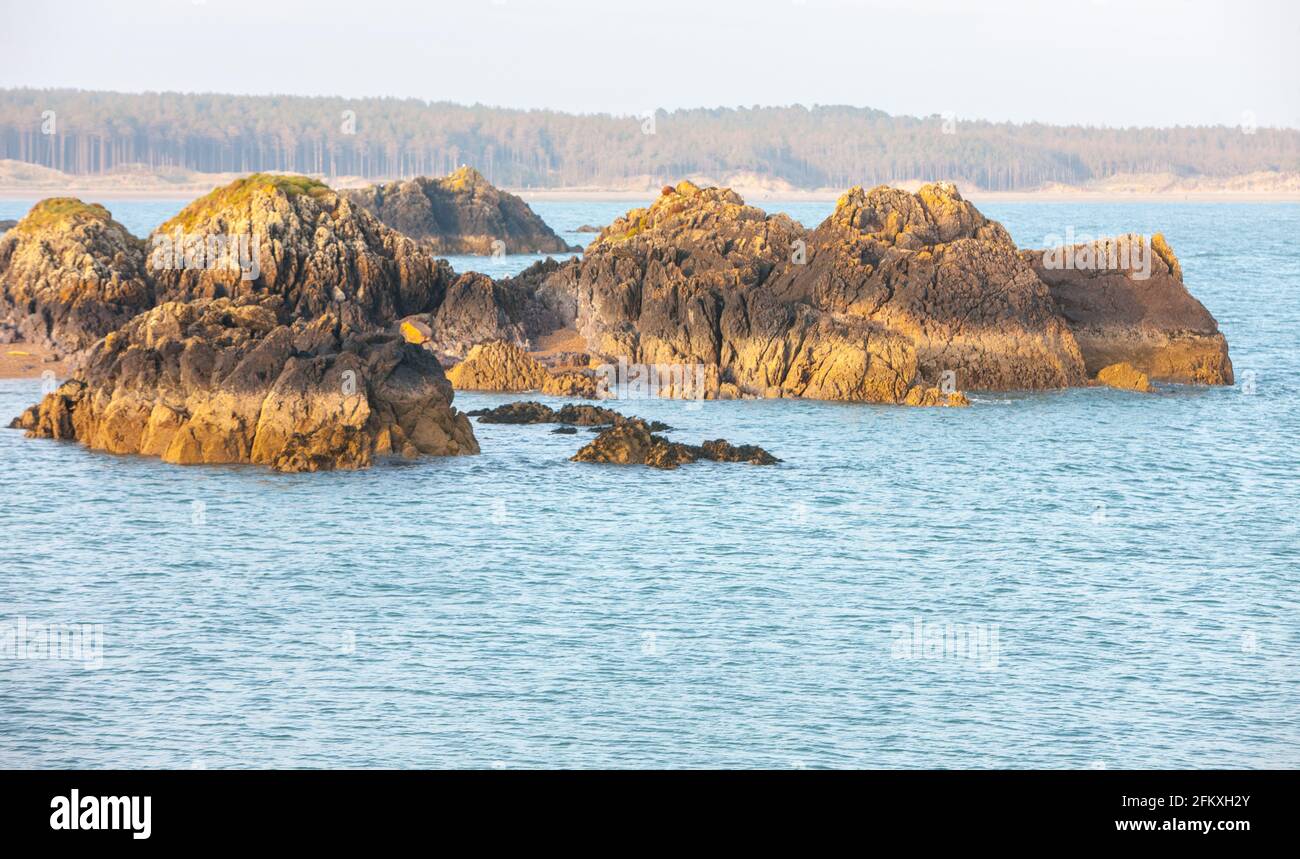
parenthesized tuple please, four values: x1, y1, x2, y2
(1, 197, 1296, 768)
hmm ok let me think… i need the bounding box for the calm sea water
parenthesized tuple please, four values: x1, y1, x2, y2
(1, 197, 1297, 768)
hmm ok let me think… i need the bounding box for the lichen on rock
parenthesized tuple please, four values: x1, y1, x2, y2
(0, 197, 154, 363)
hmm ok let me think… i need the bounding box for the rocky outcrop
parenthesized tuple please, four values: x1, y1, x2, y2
(524, 181, 1082, 404)
(1025, 234, 1233, 385)
(10, 297, 478, 471)
(1096, 361, 1154, 392)
(343, 167, 579, 255)
(148, 174, 455, 333)
(446, 340, 596, 397)
(466, 400, 670, 431)
(0, 198, 154, 362)
(508, 181, 1232, 402)
(0, 219, 17, 235)
(571, 422, 778, 469)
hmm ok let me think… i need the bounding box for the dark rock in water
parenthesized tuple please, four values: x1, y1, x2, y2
(0, 219, 17, 234)
(468, 399, 670, 431)
(342, 167, 580, 255)
(575, 224, 602, 233)
(10, 297, 479, 472)
(571, 422, 777, 469)
(551, 426, 578, 434)
(1024, 234, 1233, 385)
(0, 198, 155, 363)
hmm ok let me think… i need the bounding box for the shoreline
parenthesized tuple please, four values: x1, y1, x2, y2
(2, 186, 1299, 204)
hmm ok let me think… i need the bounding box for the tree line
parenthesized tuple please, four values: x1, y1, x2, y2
(1, 88, 1297, 191)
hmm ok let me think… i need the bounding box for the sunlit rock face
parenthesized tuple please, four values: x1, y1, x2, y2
(0, 198, 154, 363)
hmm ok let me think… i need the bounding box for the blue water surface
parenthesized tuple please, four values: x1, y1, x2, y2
(0, 198, 1297, 768)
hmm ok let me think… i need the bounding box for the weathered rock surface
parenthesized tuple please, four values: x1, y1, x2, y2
(446, 340, 596, 397)
(343, 167, 579, 255)
(1096, 361, 1154, 392)
(10, 298, 479, 471)
(148, 174, 456, 333)
(0, 198, 154, 361)
(526, 181, 1085, 404)
(1025, 234, 1233, 385)
(466, 400, 670, 431)
(571, 422, 778, 469)
(500, 180, 1233, 402)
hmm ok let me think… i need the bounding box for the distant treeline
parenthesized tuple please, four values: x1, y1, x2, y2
(2, 89, 1298, 191)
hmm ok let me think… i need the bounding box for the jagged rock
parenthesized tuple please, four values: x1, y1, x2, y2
(446, 340, 596, 397)
(551, 426, 577, 434)
(1025, 234, 1233, 385)
(529, 181, 1026, 404)
(147, 174, 455, 333)
(466, 400, 670, 430)
(770, 183, 1086, 394)
(10, 298, 478, 471)
(1096, 361, 1154, 392)
(0, 198, 154, 362)
(342, 167, 579, 255)
(571, 422, 778, 469)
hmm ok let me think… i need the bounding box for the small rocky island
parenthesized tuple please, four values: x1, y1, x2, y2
(2, 169, 1234, 472)
(343, 166, 580, 255)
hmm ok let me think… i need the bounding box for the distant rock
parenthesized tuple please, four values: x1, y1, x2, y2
(466, 400, 670, 430)
(343, 167, 580, 255)
(446, 340, 596, 398)
(1096, 361, 1154, 392)
(148, 173, 455, 333)
(571, 422, 778, 469)
(575, 224, 602, 233)
(10, 298, 479, 471)
(1026, 234, 1233, 385)
(0, 198, 154, 362)
(0, 219, 17, 234)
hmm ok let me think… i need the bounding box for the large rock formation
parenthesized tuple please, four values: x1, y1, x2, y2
(10, 297, 478, 471)
(0, 198, 154, 362)
(1025, 234, 1233, 385)
(527, 181, 1061, 403)
(501, 181, 1230, 402)
(343, 167, 579, 255)
(148, 173, 455, 333)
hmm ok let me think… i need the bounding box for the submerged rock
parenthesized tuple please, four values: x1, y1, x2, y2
(571, 421, 778, 469)
(466, 399, 670, 430)
(10, 298, 479, 471)
(1025, 234, 1233, 385)
(343, 167, 579, 255)
(446, 340, 596, 398)
(0, 198, 154, 362)
(1096, 361, 1154, 392)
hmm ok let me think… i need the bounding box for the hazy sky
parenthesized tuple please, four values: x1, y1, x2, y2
(1, 0, 1296, 127)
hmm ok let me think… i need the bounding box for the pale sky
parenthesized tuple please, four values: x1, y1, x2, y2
(1, 0, 1296, 127)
